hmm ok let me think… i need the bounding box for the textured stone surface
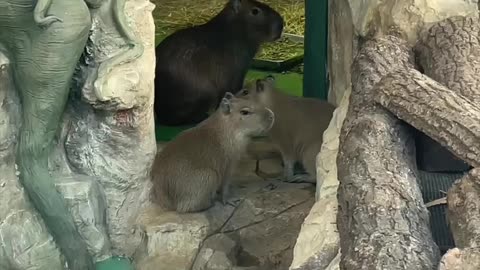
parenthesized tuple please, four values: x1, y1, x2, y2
(134, 201, 236, 270)
(315, 90, 350, 199)
(62, 0, 157, 257)
(327, 0, 479, 106)
(0, 53, 63, 270)
(134, 180, 314, 270)
(192, 235, 238, 270)
(55, 175, 111, 261)
(289, 89, 350, 270)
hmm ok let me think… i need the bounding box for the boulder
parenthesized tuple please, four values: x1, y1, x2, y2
(62, 0, 157, 257)
(134, 181, 315, 270)
(289, 88, 350, 270)
(54, 175, 111, 261)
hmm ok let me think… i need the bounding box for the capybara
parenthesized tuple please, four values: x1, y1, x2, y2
(151, 92, 275, 212)
(236, 75, 335, 183)
(154, 0, 284, 126)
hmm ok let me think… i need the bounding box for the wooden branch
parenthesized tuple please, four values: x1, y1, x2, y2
(373, 68, 480, 168)
(337, 35, 440, 270)
(446, 168, 480, 248)
(416, 16, 480, 103)
(413, 16, 480, 172)
(425, 197, 447, 208)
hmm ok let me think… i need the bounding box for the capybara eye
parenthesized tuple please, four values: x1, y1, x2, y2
(251, 7, 260, 16)
(240, 109, 250, 115)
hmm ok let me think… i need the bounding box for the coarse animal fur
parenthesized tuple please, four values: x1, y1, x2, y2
(236, 75, 335, 183)
(151, 92, 275, 213)
(154, 0, 284, 126)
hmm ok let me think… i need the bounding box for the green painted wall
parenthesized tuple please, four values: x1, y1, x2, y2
(303, 0, 329, 100)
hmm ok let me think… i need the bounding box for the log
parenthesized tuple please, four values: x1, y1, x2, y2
(446, 168, 480, 248)
(337, 35, 440, 270)
(415, 16, 480, 103)
(373, 68, 480, 168)
(413, 16, 480, 172)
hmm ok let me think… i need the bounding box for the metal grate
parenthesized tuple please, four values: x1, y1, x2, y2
(417, 170, 465, 254)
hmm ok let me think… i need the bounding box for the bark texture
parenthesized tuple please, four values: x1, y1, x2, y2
(373, 68, 480, 168)
(446, 168, 480, 248)
(416, 16, 480, 103)
(413, 16, 480, 172)
(337, 35, 440, 270)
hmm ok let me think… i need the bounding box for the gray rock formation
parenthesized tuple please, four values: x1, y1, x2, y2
(62, 0, 157, 257)
(55, 175, 111, 262)
(134, 180, 315, 270)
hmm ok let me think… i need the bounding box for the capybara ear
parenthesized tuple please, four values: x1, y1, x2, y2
(265, 74, 275, 82)
(220, 98, 232, 114)
(224, 92, 235, 100)
(255, 79, 265, 93)
(231, 0, 242, 12)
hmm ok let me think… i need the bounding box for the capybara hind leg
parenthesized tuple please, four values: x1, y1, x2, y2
(302, 144, 321, 177)
(287, 145, 320, 184)
(173, 169, 219, 213)
(287, 173, 316, 184)
(278, 153, 295, 182)
(176, 195, 214, 213)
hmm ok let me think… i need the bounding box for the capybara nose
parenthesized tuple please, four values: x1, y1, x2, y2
(276, 20, 284, 34)
(272, 22, 283, 40)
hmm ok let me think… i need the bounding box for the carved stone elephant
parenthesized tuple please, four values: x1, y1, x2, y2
(0, 0, 94, 268)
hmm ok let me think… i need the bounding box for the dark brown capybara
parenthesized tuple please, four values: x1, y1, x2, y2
(154, 0, 284, 126)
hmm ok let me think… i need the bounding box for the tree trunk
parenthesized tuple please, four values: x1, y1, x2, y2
(415, 16, 480, 104)
(373, 68, 480, 168)
(337, 35, 440, 270)
(413, 16, 480, 172)
(446, 168, 480, 248)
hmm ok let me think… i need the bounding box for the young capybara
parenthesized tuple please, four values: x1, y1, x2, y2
(154, 0, 284, 126)
(151, 92, 275, 213)
(236, 75, 335, 183)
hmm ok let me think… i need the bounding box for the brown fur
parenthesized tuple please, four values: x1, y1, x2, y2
(151, 92, 274, 213)
(154, 0, 284, 126)
(236, 76, 335, 183)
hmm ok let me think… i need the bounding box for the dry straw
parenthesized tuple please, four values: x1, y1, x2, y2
(152, 0, 305, 61)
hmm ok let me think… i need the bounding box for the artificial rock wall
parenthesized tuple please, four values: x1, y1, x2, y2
(0, 0, 157, 268)
(290, 0, 479, 269)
